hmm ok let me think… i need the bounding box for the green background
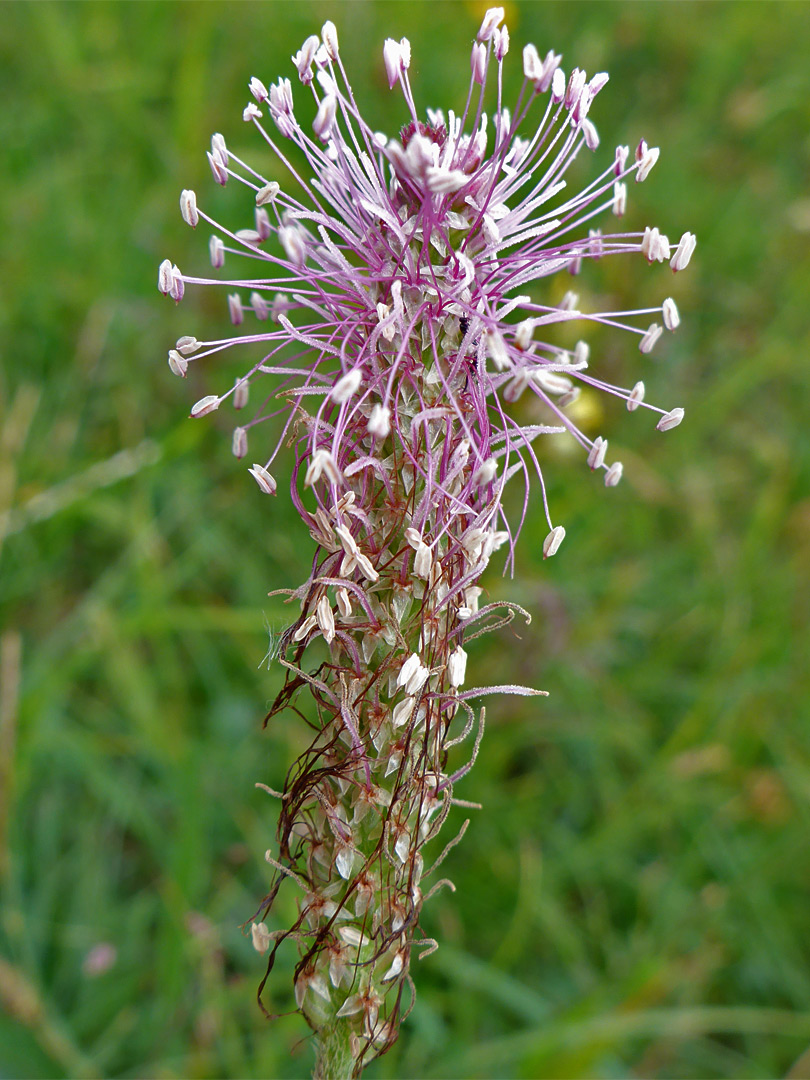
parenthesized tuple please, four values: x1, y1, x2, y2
(2, 1, 809, 1076)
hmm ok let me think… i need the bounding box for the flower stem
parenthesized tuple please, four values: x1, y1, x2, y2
(313, 1018, 357, 1080)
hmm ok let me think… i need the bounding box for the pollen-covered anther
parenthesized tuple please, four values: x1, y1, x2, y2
(656, 407, 685, 432)
(248, 463, 277, 494)
(543, 525, 566, 559)
(179, 189, 198, 227)
(331, 367, 363, 404)
(279, 224, 307, 265)
(662, 297, 680, 330)
(255, 181, 280, 206)
(242, 102, 262, 122)
(627, 381, 646, 411)
(587, 436, 608, 470)
(368, 403, 391, 438)
(639, 322, 663, 354)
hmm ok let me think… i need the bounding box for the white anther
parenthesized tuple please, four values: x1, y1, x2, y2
(279, 225, 306, 265)
(448, 646, 468, 688)
(190, 395, 219, 418)
(670, 231, 697, 272)
(639, 323, 663, 354)
(228, 293, 243, 326)
(551, 66, 566, 103)
(249, 77, 268, 102)
(477, 7, 505, 41)
(179, 189, 198, 227)
(543, 525, 566, 559)
(473, 457, 498, 485)
(383, 39, 404, 89)
(248, 463, 277, 494)
(321, 20, 339, 60)
(494, 25, 510, 60)
(336, 587, 352, 618)
(293, 614, 317, 643)
(604, 461, 623, 487)
(587, 436, 608, 470)
(335, 523, 358, 557)
(256, 181, 280, 207)
(232, 379, 249, 411)
(293, 35, 320, 83)
(316, 595, 336, 644)
(368, 403, 391, 438)
(514, 319, 533, 351)
(413, 542, 433, 579)
(397, 653, 421, 690)
(627, 381, 645, 411)
(662, 297, 680, 330)
(305, 449, 341, 487)
(486, 329, 511, 371)
(573, 340, 590, 367)
(392, 697, 415, 729)
(636, 145, 660, 182)
(167, 349, 187, 377)
(175, 335, 199, 356)
(251, 922, 271, 954)
(582, 118, 599, 150)
(471, 42, 487, 85)
(313, 94, 337, 142)
(612, 181, 627, 216)
(250, 291, 269, 320)
(232, 427, 247, 459)
(331, 367, 362, 404)
(656, 407, 685, 432)
(209, 235, 225, 268)
(522, 43, 543, 84)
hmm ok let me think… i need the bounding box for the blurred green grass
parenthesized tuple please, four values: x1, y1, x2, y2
(1, 1, 809, 1076)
